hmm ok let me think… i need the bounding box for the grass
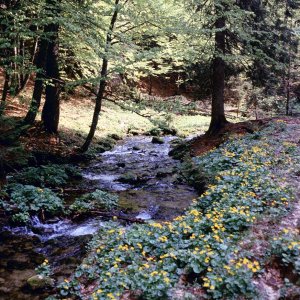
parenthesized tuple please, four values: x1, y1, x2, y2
(59, 99, 154, 147)
(170, 115, 211, 137)
(58, 97, 214, 148)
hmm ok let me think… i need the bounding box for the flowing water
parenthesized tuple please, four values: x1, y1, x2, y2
(0, 136, 198, 299)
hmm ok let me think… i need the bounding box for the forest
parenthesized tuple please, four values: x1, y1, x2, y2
(0, 0, 300, 299)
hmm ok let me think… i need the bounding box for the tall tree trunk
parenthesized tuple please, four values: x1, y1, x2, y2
(284, 0, 292, 116)
(23, 36, 49, 125)
(207, 2, 228, 136)
(0, 71, 10, 115)
(41, 0, 61, 133)
(80, 0, 120, 152)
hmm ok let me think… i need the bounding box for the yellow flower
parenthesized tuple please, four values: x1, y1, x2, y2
(151, 222, 163, 229)
(163, 277, 170, 284)
(158, 236, 168, 243)
(190, 209, 200, 216)
(107, 293, 116, 300)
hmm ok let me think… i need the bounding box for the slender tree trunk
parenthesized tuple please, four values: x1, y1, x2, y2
(207, 2, 228, 136)
(80, 0, 120, 152)
(286, 58, 291, 115)
(23, 37, 49, 124)
(0, 2, 11, 113)
(284, 1, 292, 116)
(41, 0, 61, 133)
(11, 34, 21, 94)
(15, 37, 38, 96)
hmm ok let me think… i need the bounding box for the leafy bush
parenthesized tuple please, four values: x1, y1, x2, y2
(11, 164, 81, 187)
(2, 184, 64, 223)
(69, 189, 118, 213)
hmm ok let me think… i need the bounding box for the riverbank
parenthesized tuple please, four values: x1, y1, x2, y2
(0, 135, 200, 299)
(52, 118, 300, 300)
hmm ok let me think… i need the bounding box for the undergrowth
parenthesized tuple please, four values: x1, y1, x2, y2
(0, 184, 64, 223)
(1, 164, 117, 223)
(69, 190, 119, 213)
(53, 121, 298, 300)
(10, 164, 81, 187)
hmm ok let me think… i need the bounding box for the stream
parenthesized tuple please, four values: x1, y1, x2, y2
(0, 136, 198, 299)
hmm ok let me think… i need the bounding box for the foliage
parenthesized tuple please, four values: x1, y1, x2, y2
(69, 189, 118, 213)
(271, 228, 300, 276)
(35, 259, 53, 277)
(56, 122, 298, 299)
(1, 184, 64, 223)
(11, 164, 81, 187)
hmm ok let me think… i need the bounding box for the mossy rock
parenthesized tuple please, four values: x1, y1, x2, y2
(152, 136, 164, 144)
(27, 275, 54, 290)
(148, 127, 162, 136)
(118, 172, 138, 184)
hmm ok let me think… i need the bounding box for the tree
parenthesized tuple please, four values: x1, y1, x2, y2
(23, 28, 49, 124)
(81, 0, 120, 152)
(41, 0, 62, 133)
(207, 0, 228, 135)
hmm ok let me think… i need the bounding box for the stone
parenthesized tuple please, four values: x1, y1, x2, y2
(27, 274, 54, 290)
(132, 146, 141, 151)
(118, 172, 138, 184)
(149, 127, 162, 137)
(152, 136, 164, 144)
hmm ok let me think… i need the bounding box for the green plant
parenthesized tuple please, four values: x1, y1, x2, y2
(35, 259, 53, 277)
(56, 122, 298, 299)
(3, 184, 64, 223)
(271, 228, 300, 275)
(69, 189, 118, 213)
(11, 164, 81, 187)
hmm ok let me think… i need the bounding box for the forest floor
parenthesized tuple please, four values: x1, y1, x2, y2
(1, 84, 250, 158)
